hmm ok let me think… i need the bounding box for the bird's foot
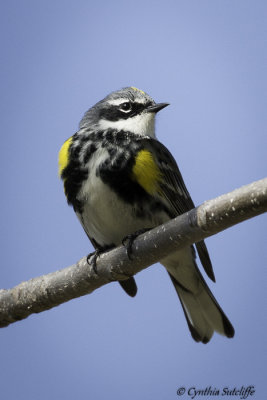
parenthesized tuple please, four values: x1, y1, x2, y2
(87, 249, 102, 274)
(122, 228, 151, 260)
(87, 245, 114, 274)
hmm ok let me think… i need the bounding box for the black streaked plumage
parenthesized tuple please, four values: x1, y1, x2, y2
(59, 87, 235, 343)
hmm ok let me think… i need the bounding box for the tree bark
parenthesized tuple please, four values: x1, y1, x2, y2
(0, 177, 266, 328)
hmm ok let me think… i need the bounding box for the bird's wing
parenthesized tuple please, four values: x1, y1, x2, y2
(136, 137, 215, 282)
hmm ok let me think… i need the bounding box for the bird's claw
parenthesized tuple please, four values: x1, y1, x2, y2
(87, 244, 115, 274)
(87, 250, 101, 274)
(122, 228, 151, 260)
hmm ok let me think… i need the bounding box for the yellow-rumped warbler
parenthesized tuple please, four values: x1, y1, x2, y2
(58, 87, 234, 343)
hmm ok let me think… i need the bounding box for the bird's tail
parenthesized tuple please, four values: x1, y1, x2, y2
(161, 247, 235, 343)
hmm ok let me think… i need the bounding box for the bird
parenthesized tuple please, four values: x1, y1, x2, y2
(58, 86, 234, 343)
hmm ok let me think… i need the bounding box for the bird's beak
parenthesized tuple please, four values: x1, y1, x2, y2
(146, 103, 170, 113)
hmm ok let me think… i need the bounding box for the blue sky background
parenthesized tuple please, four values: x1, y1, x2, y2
(0, 1, 266, 399)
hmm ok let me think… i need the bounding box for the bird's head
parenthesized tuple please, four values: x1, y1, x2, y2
(79, 87, 169, 137)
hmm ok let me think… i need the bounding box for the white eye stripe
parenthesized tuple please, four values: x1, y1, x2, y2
(107, 98, 146, 106)
(107, 98, 127, 106)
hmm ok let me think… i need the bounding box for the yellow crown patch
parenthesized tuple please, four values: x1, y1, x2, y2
(131, 86, 145, 95)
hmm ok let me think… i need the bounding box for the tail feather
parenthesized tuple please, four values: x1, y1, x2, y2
(195, 275, 234, 337)
(169, 273, 213, 343)
(162, 247, 235, 343)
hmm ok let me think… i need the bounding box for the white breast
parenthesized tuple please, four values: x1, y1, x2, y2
(76, 145, 170, 247)
(76, 148, 142, 246)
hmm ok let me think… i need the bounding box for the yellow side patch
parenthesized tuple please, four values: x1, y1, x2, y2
(58, 137, 73, 177)
(132, 150, 162, 195)
(131, 86, 145, 95)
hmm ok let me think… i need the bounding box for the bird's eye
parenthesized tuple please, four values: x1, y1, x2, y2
(119, 102, 132, 113)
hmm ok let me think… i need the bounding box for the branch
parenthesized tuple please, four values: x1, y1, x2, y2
(0, 178, 266, 328)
